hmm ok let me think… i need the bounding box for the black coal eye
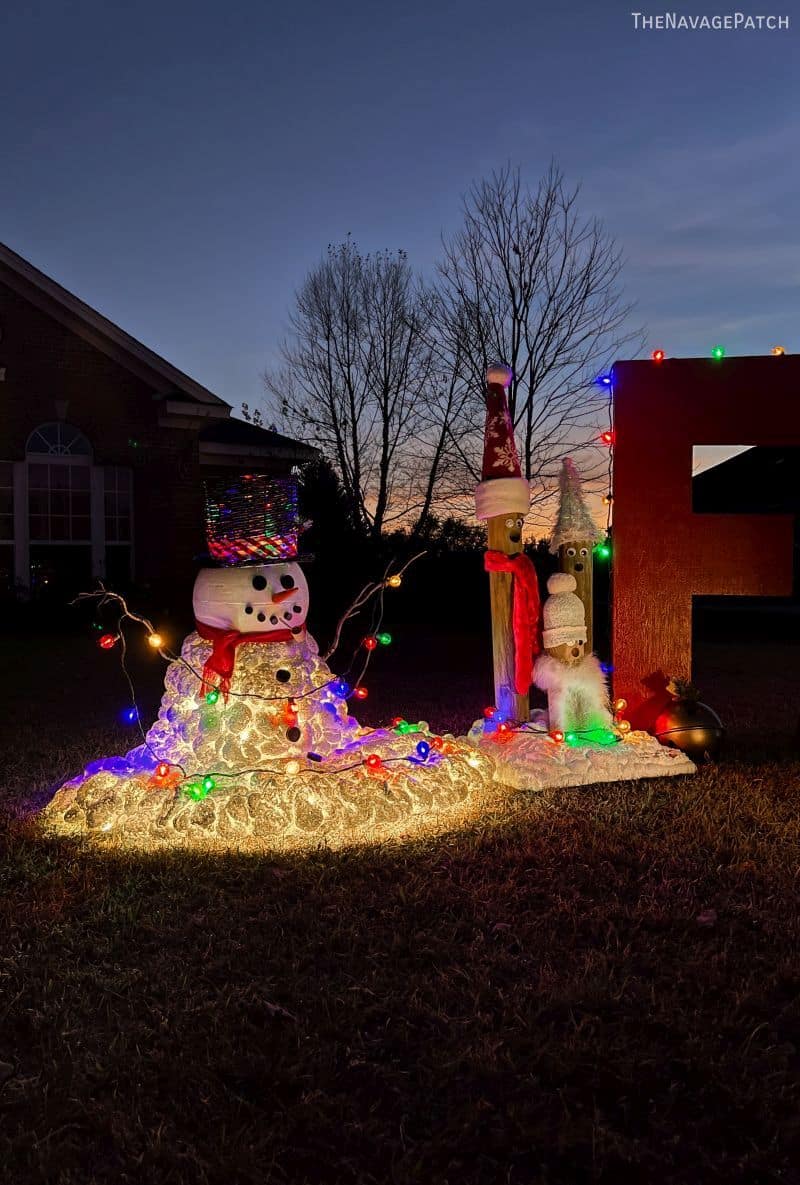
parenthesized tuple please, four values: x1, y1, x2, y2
(292, 604, 301, 613)
(283, 611, 292, 621)
(286, 726, 301, 743)
(256, 612, 266, 622)
(244, 604, 253, 614)
(270, 615, 278, 625)
(252, 574, 267, 590)
(280, 574, 294, 589)
(276, 668, 291, 683)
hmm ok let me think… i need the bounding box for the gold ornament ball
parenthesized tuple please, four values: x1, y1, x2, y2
(654, 699, 725, 763)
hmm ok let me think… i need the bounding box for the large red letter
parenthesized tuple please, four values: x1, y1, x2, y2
(612, 357, 797, 729)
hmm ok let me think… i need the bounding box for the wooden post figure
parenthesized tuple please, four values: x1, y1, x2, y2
(550, 458, 602, 653)
(475, 363, 540, 724)
(534, 572, 614, 738)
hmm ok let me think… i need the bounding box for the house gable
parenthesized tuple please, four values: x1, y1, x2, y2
(0, 241, 228, 408)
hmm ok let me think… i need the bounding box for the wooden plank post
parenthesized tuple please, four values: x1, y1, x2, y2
(558, 541, 594, 654)
(487, 515, 529, 722)
(476, 362, 532, 725)
(550, 460, 602, 655)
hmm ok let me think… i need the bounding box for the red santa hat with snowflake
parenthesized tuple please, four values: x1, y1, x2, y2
(474, 362, 531, 521)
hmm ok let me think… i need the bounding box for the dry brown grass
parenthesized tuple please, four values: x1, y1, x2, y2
(1, 631, 799, 1184)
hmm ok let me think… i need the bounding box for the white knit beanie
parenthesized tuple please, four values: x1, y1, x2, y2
(542, 572, 587, 649)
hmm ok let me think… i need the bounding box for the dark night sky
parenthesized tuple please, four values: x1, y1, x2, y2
(1, 0, 797, 423)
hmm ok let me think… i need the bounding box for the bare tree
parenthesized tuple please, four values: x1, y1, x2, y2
(259, 167, 636, 538)
(265, 240, 441, 539)
(434, 163, 639, 525)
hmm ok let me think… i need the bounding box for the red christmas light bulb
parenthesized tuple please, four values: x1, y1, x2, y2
(354, 686, 368, 700)
(98, 633, 117, 650)
(430, 735, 444, 751)
(156, 762, 170, 778)
(363, 636, 378, 651)
(600, 429, 616, 446)
(483, 706, 496, 719)
(549, 729, 565, 744)
(652, 349, 665, 363)
(365, 754, 382, 771)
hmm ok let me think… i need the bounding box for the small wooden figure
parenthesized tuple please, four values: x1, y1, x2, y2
(534, 572, 613, 736)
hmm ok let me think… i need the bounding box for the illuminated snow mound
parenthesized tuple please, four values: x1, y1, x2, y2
(466, 717, 696, 790)
(41, 631, 499, 852)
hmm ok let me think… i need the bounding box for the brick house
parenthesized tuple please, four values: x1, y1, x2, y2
(0, 242, 317, 600)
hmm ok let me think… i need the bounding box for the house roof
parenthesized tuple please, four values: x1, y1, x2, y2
(199, 417, 319, 462)
(0, 240, 228, 407)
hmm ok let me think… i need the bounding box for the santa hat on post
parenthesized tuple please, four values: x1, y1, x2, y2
(475, 362, 531, 521)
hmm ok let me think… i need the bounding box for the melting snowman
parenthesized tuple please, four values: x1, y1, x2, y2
(42, 472, 498, 849)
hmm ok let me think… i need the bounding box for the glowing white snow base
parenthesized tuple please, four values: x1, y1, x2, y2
(466, 717, 695, 790)
(42, 630, 500, 852)
(42, 630, 695, 853)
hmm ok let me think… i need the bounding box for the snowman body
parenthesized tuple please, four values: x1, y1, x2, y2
(193, 562, 309, 634)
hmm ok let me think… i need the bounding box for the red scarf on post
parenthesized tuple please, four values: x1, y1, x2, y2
(195, 619, 301, 701)
(483, 550, 541, 694)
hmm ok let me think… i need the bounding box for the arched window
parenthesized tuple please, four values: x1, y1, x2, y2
(26, 424, 92, 542)
(26, 422, 93, 457)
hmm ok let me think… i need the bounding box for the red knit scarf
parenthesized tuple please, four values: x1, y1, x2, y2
(483, 550, 541, 694)
(195, 619, 302, 701)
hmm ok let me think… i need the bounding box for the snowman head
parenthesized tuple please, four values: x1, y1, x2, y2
(193, 562, 309, 634)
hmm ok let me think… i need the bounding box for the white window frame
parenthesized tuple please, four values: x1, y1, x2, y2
(0, 461, 14, 544)
(10, 420, 136, 588)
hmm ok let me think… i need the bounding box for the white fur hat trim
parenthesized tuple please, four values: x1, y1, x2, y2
(475, 476, 530, 521)
(486, 362, 513, 388)
(542, 571, 587, 649)
(542, 623, 588, 649)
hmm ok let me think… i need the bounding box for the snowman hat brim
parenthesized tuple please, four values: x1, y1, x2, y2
(195, 551, 314, 569)
(475, 476, 530, 521)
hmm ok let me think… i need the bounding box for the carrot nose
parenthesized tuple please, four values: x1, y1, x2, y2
(272, 587, 296, 603)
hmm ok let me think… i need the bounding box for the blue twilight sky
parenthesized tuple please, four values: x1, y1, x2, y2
(1, 0, 798, 438)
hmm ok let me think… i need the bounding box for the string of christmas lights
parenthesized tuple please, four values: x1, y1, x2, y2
(479, 696, 631, 748)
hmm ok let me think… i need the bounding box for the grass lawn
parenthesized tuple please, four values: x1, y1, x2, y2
(1, 629, 799, 1183)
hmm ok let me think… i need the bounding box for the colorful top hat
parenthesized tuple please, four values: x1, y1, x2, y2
(202, 474, 310, 566)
